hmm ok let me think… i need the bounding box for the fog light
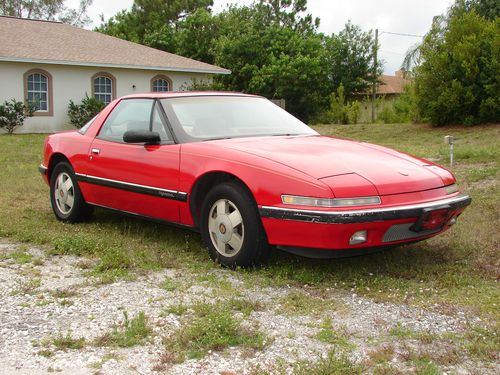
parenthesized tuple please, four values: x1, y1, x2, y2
(349, 230, 367, 245)
(448, 217, 457, 226)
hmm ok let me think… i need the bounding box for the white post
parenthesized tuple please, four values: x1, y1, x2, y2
(444, 135, 454, 168)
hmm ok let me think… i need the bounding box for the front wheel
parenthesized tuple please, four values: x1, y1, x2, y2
(200, 182, 269, 268)
(50, 162, 93, 222)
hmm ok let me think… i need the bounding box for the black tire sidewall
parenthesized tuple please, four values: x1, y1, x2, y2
(49, 162, 91, 222)
(200, 182, 267, 268)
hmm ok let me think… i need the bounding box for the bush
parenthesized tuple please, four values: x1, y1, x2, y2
(68, 95, 105, 129)
(0, 99, 34, 134)
(414, 11, 499, 125)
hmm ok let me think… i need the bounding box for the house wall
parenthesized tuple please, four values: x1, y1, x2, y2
(0, 61, 211, 133)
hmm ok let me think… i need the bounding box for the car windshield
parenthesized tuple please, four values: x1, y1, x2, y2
(161, 96, 317, 142)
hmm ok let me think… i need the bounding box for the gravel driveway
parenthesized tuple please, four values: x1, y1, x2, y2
(0, 239, 496, 374)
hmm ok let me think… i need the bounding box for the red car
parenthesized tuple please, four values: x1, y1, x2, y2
(39, 93, 471, 267)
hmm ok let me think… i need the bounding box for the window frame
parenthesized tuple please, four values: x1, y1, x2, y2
(23, 68, 53, 117)
(150, 74, 173, 92)
(91, 72, 116, 105)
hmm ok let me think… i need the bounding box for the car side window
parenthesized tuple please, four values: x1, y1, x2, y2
(151, 101, 170, 142)
(98, 99, 154, 142)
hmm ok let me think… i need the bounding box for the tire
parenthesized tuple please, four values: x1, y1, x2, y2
(50, 161, 93, 222)
(200, 182, 269, 268)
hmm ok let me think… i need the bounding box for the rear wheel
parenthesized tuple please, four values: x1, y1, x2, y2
(200, 182, 269, 268)
(50, 162, 93, 222)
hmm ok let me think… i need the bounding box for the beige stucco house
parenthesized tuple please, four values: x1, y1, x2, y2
(0, 16, 230, 133)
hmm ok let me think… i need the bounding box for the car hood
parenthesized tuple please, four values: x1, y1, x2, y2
(215, 135, 447, 195)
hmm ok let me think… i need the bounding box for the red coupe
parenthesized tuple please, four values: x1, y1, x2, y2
(39, 93, 471, 267)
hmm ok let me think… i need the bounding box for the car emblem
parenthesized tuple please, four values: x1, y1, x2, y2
(219, 223, 226, 234)
(398, 170, 410, 176)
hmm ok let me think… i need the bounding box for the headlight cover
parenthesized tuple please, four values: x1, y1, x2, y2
(281, 195, 381, 207)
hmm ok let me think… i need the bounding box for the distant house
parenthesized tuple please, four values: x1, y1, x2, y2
(376, 70, 411, 98)
(0, 16, 230, 133)
(358, 70, 411, 123)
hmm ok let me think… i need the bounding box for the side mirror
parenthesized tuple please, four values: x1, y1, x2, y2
(123, 130, 161, 145)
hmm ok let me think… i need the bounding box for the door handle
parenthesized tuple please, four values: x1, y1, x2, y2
(91, 148, 100, 155)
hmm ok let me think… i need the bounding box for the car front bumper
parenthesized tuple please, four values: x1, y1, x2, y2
(259, 194, 471, 251)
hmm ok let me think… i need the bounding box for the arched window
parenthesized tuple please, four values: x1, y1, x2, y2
(151, 75, 172, 92)
(24, 69, 53, 116)
(91, 72, 116, 105)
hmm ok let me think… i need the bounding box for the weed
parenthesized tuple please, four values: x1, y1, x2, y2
(368, 344, 395, 364)
(293, 350, 363, 374)
(278, 290, 341, 316)
(11, 277, 41, 295)
(89, 352, 121, 369)
(37, 349, 54, 358)
(315, 318, 354, 350)
(94, 311, 152, 347)
(10, 250, 33, 264)
(162, 303, 189, 316)
(160, 277, 181, 291)
(163, 302, 267, 362)
(51, 289, 78, 299)
(51, 332, 85, 350)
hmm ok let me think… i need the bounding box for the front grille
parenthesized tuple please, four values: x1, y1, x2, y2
(382, 223, 440, 243)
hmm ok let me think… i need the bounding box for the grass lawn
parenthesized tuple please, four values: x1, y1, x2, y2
(0, 123, 498, 321)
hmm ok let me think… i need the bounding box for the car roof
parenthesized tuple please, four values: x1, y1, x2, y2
(120, 91, 261, 100)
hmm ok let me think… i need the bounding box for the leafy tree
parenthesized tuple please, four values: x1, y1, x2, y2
(0, 0, 93, 27)
(0, 99, 34, 134)
(324, 21, 380, 97)
(97, 0, 213, 46)
(450, 0, 499, 20)
(414, 11, 499, 125)
(96, 0, 379, 122)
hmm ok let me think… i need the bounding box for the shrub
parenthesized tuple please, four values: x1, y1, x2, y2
(68, 95, 105, 129)
(347, 100, 361, 124)
(0, 99, 34, 134)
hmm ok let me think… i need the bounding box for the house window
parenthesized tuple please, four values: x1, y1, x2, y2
(92, 72, 116, 105)
(151, 75, 172, 92)
(24, 69, 53, 116)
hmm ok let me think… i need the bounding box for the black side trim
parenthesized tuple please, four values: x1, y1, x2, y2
(76, 174, 188, 202)
(88, 203, 198, 232)
(38, 164, 48, 175)
(259, 195, 471, 224)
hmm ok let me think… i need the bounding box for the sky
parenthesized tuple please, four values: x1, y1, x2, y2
(70, 0, 454, 74)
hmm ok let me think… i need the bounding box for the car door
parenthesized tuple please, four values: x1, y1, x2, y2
(81, 98, 182, 223)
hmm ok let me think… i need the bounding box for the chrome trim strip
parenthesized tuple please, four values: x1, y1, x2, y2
(259, 194, 471, 224)
(38, 164, 48, 175)
(75, 173, 188, 202)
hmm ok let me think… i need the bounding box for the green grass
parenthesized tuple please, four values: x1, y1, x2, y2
(0, 124, 498, 322)
(293, 350, 363, 375)
(94, 311, 152, 347)
(9, 249, 33, 264)
(163, 301, 267, 362)
(50, 332, 86, 350)
(278, 290, 345, 316)
(315, 318, 354, 350)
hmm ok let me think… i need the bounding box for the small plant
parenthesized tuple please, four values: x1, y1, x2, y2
(164, 302, 267, 362)
(51, 332, 86, 350)
(293, 350, 363, 374)
(67, 94, 105, 129)
(94, 311, 152, 347)
(315, 318, 354, 350)
(0, 99, 34, 134)
(9, 250, 33, 264)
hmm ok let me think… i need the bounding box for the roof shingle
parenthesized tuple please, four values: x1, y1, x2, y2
(0, 16, 230, 74)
